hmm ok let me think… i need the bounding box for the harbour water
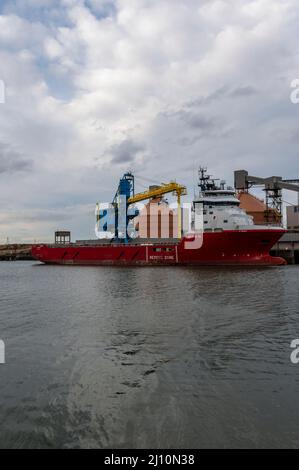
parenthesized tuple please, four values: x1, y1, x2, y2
(0, 261, 298, 448)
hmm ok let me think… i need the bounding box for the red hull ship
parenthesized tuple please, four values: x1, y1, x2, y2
(32, 230, 285, 266)
(32, 169, 286, 266)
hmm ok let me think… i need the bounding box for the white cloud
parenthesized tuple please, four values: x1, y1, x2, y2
(0, 0, 299, 240)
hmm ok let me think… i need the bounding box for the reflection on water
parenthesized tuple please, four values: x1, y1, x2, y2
(0, 262, 298, 448)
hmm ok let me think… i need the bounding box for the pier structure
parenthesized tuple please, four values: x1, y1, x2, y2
(270, 231, 299, 264)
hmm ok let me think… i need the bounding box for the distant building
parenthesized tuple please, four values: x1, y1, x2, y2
(135, 198, 178, 239)
(237, 191, 279, 225)
(287, 205, 299, 230)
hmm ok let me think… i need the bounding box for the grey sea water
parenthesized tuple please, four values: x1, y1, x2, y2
(0, 261, 298, 449)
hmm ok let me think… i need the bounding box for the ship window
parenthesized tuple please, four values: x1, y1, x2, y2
(209, 211, 213, 214)
(203, 210, 207, 215)
(153, 248, 162, 252)
(204, 221, 208, 224)
(224, 220, 228, 223)
(164, 247, 173, 252)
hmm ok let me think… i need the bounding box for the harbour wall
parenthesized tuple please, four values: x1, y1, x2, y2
(0, 245, 35, 261)
(270, 231, 299, 264)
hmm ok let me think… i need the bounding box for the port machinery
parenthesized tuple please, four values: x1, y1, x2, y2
(96, 172, 187, 242)
(235, 170, 299, 225)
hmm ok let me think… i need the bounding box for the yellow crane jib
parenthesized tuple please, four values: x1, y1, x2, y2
(128, 182, 187, 239)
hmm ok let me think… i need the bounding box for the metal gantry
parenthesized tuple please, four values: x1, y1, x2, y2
(128, 181, 187, 239)
(106, 173, 187, 242)
(234, 170, 299, 225)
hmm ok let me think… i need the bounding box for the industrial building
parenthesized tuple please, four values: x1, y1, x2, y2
(287, 205, 299, 230)
(234, 170, 299, 263)
(134, 197, 178, 239)
(237, 192, 278, 225)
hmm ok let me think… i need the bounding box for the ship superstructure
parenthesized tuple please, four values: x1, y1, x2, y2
(193, 167, 256, 232)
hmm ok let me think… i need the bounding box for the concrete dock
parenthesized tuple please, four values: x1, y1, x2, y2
(0, 245, 34, 261)
(270, 230, 299, 264)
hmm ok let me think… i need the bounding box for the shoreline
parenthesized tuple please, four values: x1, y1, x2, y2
(0, 244, 35, 261)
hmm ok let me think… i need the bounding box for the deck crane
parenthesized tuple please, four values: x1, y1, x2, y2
(97, 173, 187, 242)
(128, 181, 187, 239)
(234, 170, 299, 225)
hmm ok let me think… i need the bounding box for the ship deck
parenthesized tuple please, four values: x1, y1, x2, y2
(73, 238, 181, 247)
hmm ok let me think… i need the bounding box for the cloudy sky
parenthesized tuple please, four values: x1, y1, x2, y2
(0, 0, 298, 242)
